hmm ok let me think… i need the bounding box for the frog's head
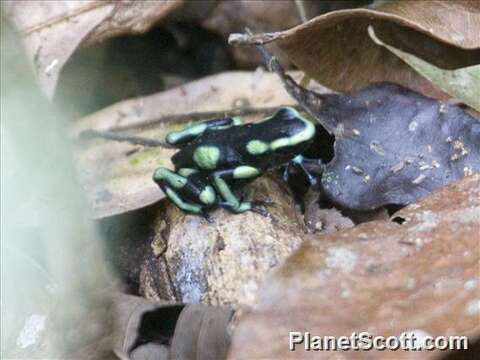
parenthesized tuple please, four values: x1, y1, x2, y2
(269, 107, 316, 153)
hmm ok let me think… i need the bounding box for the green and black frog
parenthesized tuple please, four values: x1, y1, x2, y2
(83, 107, 321, 218)
(152, 107, 320, 217)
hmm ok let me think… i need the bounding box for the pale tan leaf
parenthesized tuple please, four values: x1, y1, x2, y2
(369, 25, 480, 112)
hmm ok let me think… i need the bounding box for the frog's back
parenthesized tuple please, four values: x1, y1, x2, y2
(172, 107, 315, 171)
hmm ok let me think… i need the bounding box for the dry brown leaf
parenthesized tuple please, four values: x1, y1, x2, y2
(230, 0, 480, 97)
(203, 0, 303, 68)
(5, 0, 183, 98)
(203, 0, 369, 68)
(73, 70, 331, 218)
(229, 174, 480, 359)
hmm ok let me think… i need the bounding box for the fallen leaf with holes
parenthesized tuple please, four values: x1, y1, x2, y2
(256, 46, 480, 211)
(229, 174, 480, 359)
(229, 0, 480, 97)
(74, 71, 331, 218)
(318, 82, 480, 210)
(5, 0, 183, 97)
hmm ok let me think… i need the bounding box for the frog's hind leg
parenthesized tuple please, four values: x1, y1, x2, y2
(153, 167, 203, 214)
(163, 186, 203, 214)
(211, 166, 267, 215)
(166, 117, 243, 146)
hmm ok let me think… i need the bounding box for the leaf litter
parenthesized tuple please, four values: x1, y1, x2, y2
(229, 174, 480, 360)
(6, 0, 183, 98)
(228, 1, 480, 98)
(245, 41, 480, 211)
(369, 25, 480, 112)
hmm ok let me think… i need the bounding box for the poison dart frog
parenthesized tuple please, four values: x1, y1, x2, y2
(152, 107, 320, 217)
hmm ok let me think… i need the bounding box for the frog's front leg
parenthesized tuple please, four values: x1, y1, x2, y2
(166, 117, 243, 146)
(211, 166, 267, 214)
(153, 167, 215, 215)
(284, 155, 323, 186)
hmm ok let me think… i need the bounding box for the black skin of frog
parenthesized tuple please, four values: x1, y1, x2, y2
(152, 107, 321, 218)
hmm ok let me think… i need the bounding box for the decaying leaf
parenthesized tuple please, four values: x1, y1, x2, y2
(169, 304, 233, 360)
(113, 294, 176, 359)
(5, 0, 183, 97)
(229, 174, 480, 359)
(112, 294, 232, 360)
(255, 45, 480, 211)
(319, 82, 480, 210)
(369, 26, 480, 112)
(203, 0, 304, 68)
(229, 1, 480, 97)
(74, 71, 331, 218)
(303, 188, 355, 233)
(139, 175, 305, 307)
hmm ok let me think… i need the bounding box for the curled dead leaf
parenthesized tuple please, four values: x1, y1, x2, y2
(5, 0, 184, 97)
(112, 294, 232, 360)
(229, 1, 480, 97)
(169, 304, 233, 360)
(229, 174, 480, 359)
(203, 0, 373, 68)
(369, 25, 480, 112)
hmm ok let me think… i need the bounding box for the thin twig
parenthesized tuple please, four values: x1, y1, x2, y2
(77, 105, 304, 147)
(246, 28, 333, 133)
(79, 129, 176, 148)
(293, 1, 312, 87)
(103, 105, 302, 132)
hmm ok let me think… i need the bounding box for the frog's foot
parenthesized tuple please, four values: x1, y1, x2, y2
(219, 201, 269, 217)
(201, 210, 214, 223)
(249, 202, 270, 217)
(218, 200, 253, 213)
